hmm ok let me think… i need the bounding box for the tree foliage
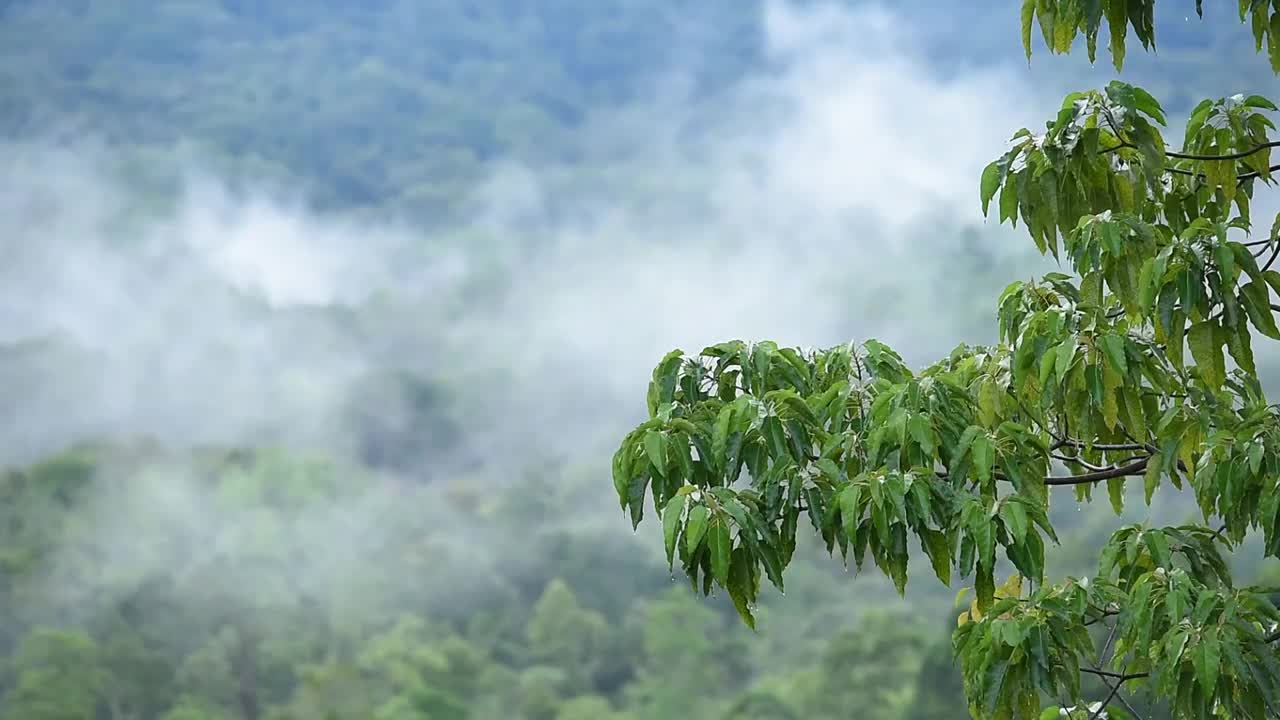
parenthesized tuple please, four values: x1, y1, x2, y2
(613, 2, 1280, 718)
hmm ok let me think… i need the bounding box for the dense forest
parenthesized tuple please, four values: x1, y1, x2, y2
(3, 1, 1280, 718)
(2, 0, 1276, 220)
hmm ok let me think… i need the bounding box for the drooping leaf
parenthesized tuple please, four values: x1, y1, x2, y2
(685, 504, 710, 554)
(981, 161, 1003, 216)
(1241, 280, 1280, 339)
(644, 430, 668, 477)
(662, 495, 685, 570)
(708, 517, 732, 587)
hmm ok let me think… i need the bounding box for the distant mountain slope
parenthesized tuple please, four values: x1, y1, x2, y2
(0, 0, 1271, 219)
(0, 0, 759, 217)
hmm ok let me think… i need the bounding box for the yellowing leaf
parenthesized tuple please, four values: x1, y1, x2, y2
(978, 379, 1002, 427)
(1188, 320, 1225, 390)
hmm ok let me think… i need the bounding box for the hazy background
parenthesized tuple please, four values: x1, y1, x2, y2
(1, 2, 1277, 719)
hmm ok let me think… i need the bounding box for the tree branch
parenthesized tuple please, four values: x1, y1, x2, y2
(937, 456, 1150, 487)
(1089, 680, 1125, 720)
(1043, 457, 1149, 486)
(1056, 440, 1152, 452)
(1166, 140, 1280, 162)
(1165, 162, 1280, 181)
(1103, 138, 1280, 164)
(1081, 668, 1147, 682)
(1263, 242, 1280, 273)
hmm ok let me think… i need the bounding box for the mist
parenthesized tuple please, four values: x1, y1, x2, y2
(10, 4, 1280, 719)
(0, 3, 1056, 471)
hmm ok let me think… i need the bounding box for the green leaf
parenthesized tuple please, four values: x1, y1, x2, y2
(757, 541, 786, 592)
(727, 547, 757, 630)
(612, 442, 633, 507)
(1144, 452, 1162, 504)
(1193, 631, 1221, 697)
(662, 495, 685, 570)
(1038, 345, 1059, 386)
(908, 414, 935, 455)
(1132, 85, 1167, 125)
(1056, 337, 1077, 379)
(1021, 0, 1036, 60)
(1188, 320, 1226, 390)
(1106, 0, 1127, 70)
(1099, 334, 1128, 376)
(978, 379, 1002, 427)
(644, 430, 668, 477)
(981, 161, 1002, 216)
(1107, 477, 1125, 515)
(1228, 320, 1257, 375)
(1245, 94, 1279, 111)
(999, 501, 1029, 544)
(1144, 529, 1171, 567)
(972, 434, 995, 484)
(1000, 171, 1020, 224)
(920, 528, 952, 585)
(708, 518, 732, 587)
(840, 484, 863, 542)
(686, 504, 710, 554)
(953, 425, 984, 467)
(1241, 280, 1280, 339)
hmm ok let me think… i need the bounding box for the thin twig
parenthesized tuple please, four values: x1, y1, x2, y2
(1082, 668, 1148, 682)
(1103, 139, 1280, 162)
